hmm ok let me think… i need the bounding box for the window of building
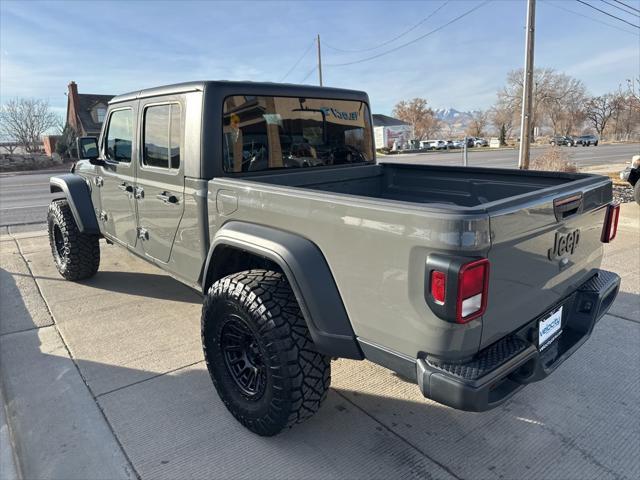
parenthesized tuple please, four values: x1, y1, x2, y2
(96, 106, 106, 123)
(143, 104, 181, 169)
(105, 109, 133, 162)
(222, 95, 373, 173)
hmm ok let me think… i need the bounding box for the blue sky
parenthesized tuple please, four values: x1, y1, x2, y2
(1, 0, 638, 119)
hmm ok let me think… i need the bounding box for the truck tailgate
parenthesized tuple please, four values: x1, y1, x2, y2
(482, 176, 612, 349)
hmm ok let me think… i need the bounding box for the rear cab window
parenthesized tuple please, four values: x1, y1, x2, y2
(222, 95, 374, 173)
(143, 103, 181, 170)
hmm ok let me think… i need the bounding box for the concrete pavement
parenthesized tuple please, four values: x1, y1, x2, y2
(0, 204, 638, 479)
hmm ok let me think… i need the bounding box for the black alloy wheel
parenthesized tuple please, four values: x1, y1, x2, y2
(220, 316, 267, 398)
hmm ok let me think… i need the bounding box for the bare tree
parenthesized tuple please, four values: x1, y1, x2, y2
(392, 98, 440, 140)
(497, 68, 586, 136)
(442, 120, 457, 138)
(585, 94, 621, 137)
(0, 98, 60, 153)
(466, 110, 488, 137)
(606, 85, 640, 141)
(0, 142, 19, 154)
(489, 103, 515, 139)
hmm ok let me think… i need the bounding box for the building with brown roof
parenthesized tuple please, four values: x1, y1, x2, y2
(66, 81, 114, 137)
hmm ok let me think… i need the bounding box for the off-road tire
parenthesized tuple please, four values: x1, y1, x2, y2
(201, 269, 331, 436)
(47, 199, 100, 281)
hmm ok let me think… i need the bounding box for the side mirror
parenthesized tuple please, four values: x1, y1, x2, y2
(76, 137, 103, 165)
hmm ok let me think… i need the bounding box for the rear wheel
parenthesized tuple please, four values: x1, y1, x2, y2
(202, 269, 331, 436)
(47, 199, 100, 281)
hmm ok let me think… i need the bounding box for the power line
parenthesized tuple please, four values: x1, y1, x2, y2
(541, 0, 637, 34)
(325, 0, 492, 67)
(299, 66, 317, 84)
(613, 0, 640, 14)
(323, 0, 450, 54)
(575, 0, 639, 28)
(280, 39, 316, 82)
(601, 0, 640, 17)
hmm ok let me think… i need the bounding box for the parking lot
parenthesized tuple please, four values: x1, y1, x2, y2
(1, 203, 639, 480)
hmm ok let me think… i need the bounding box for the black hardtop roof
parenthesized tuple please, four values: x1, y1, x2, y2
(110, 80, 369, 105)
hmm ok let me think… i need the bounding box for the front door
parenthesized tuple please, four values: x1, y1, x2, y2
(135, 102, 184, 263)
(98, 107, 138, 247)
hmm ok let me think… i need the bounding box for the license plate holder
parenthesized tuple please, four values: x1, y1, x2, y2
(538, 306, 563, 350)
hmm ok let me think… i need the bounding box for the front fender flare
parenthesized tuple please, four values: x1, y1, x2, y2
(203, 221, 363, 360)
(49, 174, 100, 234)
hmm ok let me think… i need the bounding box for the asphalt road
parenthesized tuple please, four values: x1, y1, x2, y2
(0, 143, 637, 227)
(382, 142, 639, 168)
(0, 169, 65, 227)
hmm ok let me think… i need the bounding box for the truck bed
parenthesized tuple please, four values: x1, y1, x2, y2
(208, 162, 611, 360)
(246, 163, 584, 209)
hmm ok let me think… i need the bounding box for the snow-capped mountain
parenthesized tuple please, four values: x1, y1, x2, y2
(433, 108, 479, 135)
(434, 108, 475, 123)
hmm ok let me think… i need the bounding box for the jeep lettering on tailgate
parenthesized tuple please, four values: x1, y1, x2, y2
(548, 229, 580, 260)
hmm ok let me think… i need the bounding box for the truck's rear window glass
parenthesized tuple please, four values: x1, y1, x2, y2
(105, 109, 133, 163)
(143, 103, 181, 170)
(222, 96, 373, 173)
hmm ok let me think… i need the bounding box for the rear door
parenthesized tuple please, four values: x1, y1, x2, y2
(135, 99, 185, 263)
(482, 179, 611, 348)
(98, 106, 138, 247)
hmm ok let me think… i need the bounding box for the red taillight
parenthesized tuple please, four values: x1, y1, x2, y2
(456, 259, 489, 323)
(430, 270, 446, 304)
(601, 203, 620, 243)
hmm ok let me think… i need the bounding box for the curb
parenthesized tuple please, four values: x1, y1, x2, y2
(0, 388, 21, 480)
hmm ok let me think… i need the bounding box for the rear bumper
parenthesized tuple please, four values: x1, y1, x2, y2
(417, 269, 620, 411)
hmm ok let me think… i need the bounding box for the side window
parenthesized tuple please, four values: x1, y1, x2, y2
(170, 104, 181, 169)
(143, 103, 181, 170)
(105, 109, 133, 163)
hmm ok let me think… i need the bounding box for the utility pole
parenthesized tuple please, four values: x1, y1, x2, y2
(317, 34, 323, 87)
(463, 136, 468, 166)
(518, 0, 536, 170)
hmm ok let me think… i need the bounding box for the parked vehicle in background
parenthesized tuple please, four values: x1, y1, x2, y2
(620, 154, 640, 205)
(48, 80, 620, 436)
(575, 135, 598, 146)
(474, 138, 488, 147)
(550, 135, 575, 147)
(451, 140, 465, 148)
(429, 139, 448, 150)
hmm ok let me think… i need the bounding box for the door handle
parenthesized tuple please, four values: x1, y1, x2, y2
(156, 192, 179, 204)
(118, 182, 133, 193)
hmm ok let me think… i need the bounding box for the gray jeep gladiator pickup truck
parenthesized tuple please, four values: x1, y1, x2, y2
(48, 81, 621, 436)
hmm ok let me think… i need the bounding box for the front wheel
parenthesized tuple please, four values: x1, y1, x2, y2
(47, 199, 100, 281)
(201, 269, 331, 436)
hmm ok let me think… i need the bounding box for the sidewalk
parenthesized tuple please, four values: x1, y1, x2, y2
(0, 204, 638, 480)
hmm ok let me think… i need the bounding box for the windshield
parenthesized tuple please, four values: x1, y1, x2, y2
(222, 95, 374, 173)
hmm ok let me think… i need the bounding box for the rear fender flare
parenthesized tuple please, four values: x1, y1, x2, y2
(49, 174, 100, 234)
(202, 221, 364, 360)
